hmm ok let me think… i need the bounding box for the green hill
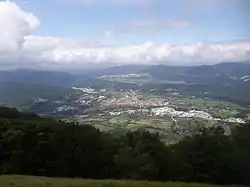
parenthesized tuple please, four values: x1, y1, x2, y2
(0, 107, 250, 186)
(0, 82, 73, 106)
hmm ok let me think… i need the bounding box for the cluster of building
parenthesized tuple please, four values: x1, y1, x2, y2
(224, 118, 246, 124)
(151, 107, 213, 119)
(108, 106, 246, 124)
(109, 109, 149, 116)
(72, 87, 107, 105)
(72, 87, 96, 94)
(55, 105, 77, 112)
(45, 87, 246, 124)
(101, 92, 167, 108)
(153, 106, 246, 124)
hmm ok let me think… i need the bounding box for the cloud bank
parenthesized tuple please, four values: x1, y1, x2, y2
(0, 1, 39, 51)
(0, 1, 250, 71)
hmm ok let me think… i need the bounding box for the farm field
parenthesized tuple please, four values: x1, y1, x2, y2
(66, 114, 231, 144)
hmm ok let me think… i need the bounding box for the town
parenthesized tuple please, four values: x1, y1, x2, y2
(50, 87, 247, 125)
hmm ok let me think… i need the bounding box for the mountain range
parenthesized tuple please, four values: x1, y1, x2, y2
(1, 62, 250, 84)
(0, 62, 250, 106)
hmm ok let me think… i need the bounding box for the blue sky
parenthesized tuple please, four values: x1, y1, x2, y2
(0, 0, 250, 70)
(15, 0, 250, 44)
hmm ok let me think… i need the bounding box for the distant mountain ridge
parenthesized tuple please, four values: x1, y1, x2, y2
(1, 62, 250, 84)
(1, 62, 250, 86)
(91, 62, 250, 84)
(1, 62, 250, 106)
(0, 69, 107, 87)
(0, 69, 74, 86)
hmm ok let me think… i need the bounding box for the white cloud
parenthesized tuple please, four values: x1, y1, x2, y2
(103, 30, 117, 38)
(0, 0, 39, 51)
(129, 19, 191, 31)
(0, 1, 249, 71)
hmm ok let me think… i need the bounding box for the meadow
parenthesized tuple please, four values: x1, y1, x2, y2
(0, 175, 242, 187)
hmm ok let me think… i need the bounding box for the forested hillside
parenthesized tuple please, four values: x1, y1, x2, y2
(0, 82, 73, 106)
(0, 107, 250, 185)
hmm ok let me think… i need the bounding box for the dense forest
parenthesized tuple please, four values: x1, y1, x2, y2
(0, 107, 249, 185)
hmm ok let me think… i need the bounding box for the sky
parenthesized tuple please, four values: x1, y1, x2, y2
(0, 0, 250, 70)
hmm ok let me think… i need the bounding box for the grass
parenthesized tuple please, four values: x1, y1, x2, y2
(216, 109, 235, 118)
(67, 115, 186, 143)
(0, 175, 241, 187)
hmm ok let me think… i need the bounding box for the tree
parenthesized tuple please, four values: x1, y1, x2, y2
(170, 126, 235, 184)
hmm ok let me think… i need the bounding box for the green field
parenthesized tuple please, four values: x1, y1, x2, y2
(68, 115, 174, 133)
(66, 114, 232, 144)
(0, 175, 240, 187)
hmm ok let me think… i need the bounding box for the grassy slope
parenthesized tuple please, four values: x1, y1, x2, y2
(0, 175, 242, 187)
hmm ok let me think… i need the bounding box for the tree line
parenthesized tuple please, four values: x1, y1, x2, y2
(0, 107, 249, 185)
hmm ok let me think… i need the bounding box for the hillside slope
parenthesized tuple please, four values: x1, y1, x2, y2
(0, 175, 240, 187)
(0, 107, 250, 185)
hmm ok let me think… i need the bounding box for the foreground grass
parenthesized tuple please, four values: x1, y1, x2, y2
(0, 175, 242, 187)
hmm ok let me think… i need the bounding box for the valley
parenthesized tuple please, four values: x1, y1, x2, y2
(0, 62, 249, 143)
(1, 1, 249, 186)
